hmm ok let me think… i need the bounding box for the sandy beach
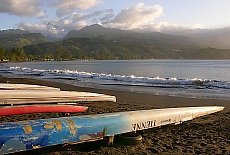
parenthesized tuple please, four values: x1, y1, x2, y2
(0, 76, 230, 155)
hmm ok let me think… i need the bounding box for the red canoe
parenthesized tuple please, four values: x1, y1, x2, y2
(0, 105, 88, 116)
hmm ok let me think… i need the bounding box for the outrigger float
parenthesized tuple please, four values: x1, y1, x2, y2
(0, 106, 224, 154)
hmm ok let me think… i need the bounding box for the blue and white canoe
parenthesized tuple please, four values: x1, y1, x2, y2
(0, 106, 224, 154)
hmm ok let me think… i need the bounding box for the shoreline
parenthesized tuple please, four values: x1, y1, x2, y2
(1, 76, 229, 111)
(0, 76, 230, 154)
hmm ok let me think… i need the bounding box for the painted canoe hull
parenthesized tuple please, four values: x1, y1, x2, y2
(0, 83, 60, 91)
(0, 105, 88, 116)
(0, 90, 116, 105)
(0, 106, 224, 154)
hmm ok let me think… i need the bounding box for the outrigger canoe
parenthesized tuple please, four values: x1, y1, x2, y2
(0, 106, 224, 154)
(0, 83, 60, 91)
(0, 105, 88, 116)
(0, 90, 116, 105)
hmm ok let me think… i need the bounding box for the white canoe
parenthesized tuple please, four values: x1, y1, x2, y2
(0, 83, 60, 91)
(0, 90, 116, 105)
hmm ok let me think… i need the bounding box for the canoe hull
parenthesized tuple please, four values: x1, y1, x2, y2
(0, 105, 88, 116)
(0, 83, 60, 91)
(0, 106, 224, 154)
(0, 90, 116, 105)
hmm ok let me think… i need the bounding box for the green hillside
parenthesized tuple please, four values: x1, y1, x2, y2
(23, 37, 230, 60)
(0, 29, 48, 49)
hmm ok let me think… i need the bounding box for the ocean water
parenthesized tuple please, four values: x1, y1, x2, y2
(1, 60, 230, 100)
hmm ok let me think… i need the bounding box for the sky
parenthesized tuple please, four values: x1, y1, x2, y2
(0, 0, 230, 38)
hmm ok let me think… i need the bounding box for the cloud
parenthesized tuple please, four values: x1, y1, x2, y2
(18, 20, 86, 39)
(100, 9, 115, 23)
(135, 22, 204, 33)
(137, 22, 183, 32)
(49, 0, 102, 17)
(0, 0, 44, 17)
(71, 10, 104, 22)
(104, 3, 163, 29)
(69, 9, 114, 24)
(0, 0, 102, 18)
(17, 7, 115, 39)
(14, 2, 203, 40)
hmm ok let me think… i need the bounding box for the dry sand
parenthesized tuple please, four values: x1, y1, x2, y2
(0, 76, 230, 155)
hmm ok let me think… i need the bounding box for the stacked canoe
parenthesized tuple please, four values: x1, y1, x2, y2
(0, 83, 116, 116)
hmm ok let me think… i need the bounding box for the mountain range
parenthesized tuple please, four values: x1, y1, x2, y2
(65, 24, 194, 45)
(163, 27, 230, 49)
(1, 24, 230, 49)
(1, 25, 230, 60)
(65, 24, 230, 49)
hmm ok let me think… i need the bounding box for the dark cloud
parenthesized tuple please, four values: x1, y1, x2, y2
(71, 10, 104, 22)
(0, 0, 44, 17)
(48, 0, 102, 17)
(100, 9, 115, 24)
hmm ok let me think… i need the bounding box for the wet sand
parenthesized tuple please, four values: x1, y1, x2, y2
(0, 76, 230, 155)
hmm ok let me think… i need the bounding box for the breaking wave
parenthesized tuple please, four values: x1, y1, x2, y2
(3, 66, 230, 90)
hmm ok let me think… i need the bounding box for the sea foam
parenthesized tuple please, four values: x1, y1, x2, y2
(5, 66, 230, 90)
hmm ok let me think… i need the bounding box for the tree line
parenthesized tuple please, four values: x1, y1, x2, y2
(0, 47, 27, 62)
(1, 37, 230, 62)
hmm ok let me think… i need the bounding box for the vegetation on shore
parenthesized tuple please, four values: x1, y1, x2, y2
(1, 37, 230, 62)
